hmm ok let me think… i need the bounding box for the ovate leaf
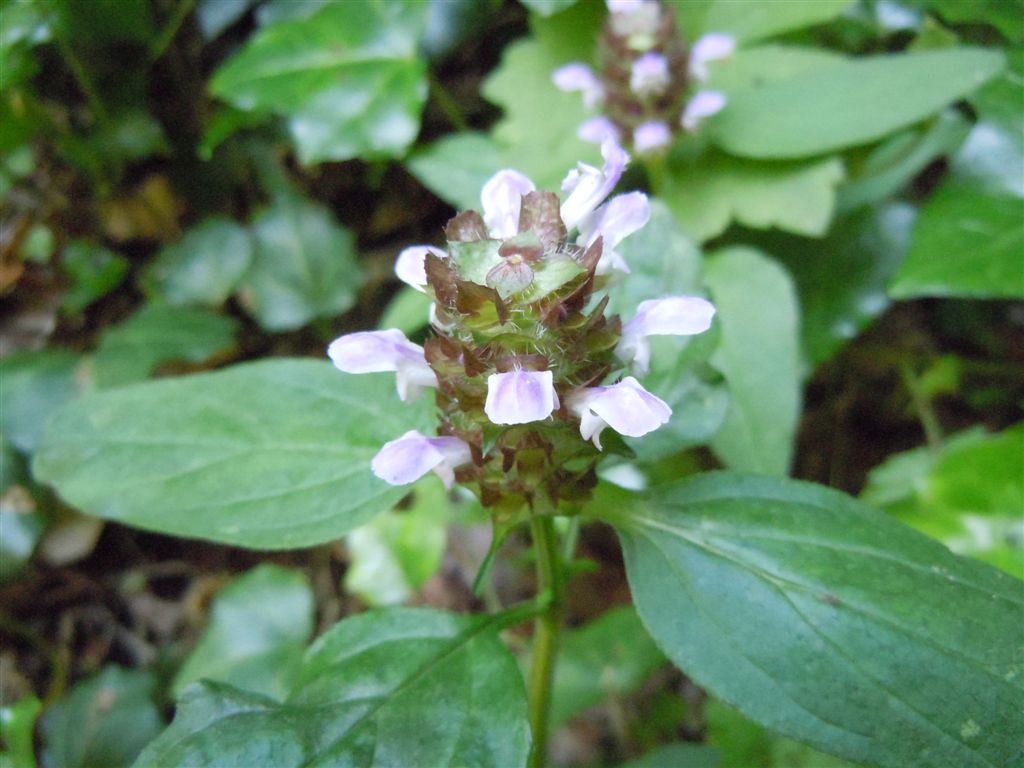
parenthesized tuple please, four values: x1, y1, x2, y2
(242, 193, 363, 331)
(172, 564, 314, 700)
(600, 474, 1024, 768)
(135, 607, 531, 768)
(143, 217, 253, 307)
(662, 150, 844, 243)
(710, 48, 1004, 159)
(697, 0, 852, 43)
(60, 240, 129, 314)
(33, 359, 433, 549)
(705, 248, 801, 476)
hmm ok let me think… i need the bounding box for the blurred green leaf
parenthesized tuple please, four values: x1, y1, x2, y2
(705, 44, 845, 94)
(135, 608, 530, 768)
(91, 110, 170, 163)
(889, 180, 1024, 299)
(50, 0, 154, 44)
(1, 695, 42, 768)
(344, 480, 449, 606)
(837, 110, 971, 213)
(661, 150, 844, 243)
(406, 132, 503, 212)
(377, 285, 432, 335)
(210, 1, 428, 163)
(547, 605, 666, 728)
(60, 241, 129, 314)
(602, 474, 1024, 768)
(143, 218, 253, 307)
(519, 0, 579, 16)
(696, 0, 853, 43)
(91, 305, 239, 389)
(0, 350, 86, 453)
(619, 743, 720, 768)
(241, 193, 363, 331)
(711, 48, 1004, 159)
(482, 1, 603, 190)
(172, 564, 314, 700)
(862, 424, 1024, 578)
(927, 0, 1024, 42)
(40, 666, 163, 768)
(0, 460, 44, 581)
(0, 0, 51, 91)
(196, 0, 257, 40)
(751, 202, 916, 365)
(33, 360, 434, 549)
(705, 248, 801, 476)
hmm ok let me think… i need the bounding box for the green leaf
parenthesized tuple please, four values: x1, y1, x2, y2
(0, 468, 44, 581)
(33, 359, 433, 549)
(60, 240, 130, 314)
(696, 0, 853, 43)
(519, 0, 579, 17)
(209, 1, 428, 162)
(661, 149, 844, 243)
(837, 110, 971, 213)
(344, 480, 449, 606)
(619, 743, 721, 768)
(135, 607, 531, 768)
(91, 305, 239, 389)
(241, 193, 363, 331)
(377, 285, 431, 335)
(749, 202, 916, 365)
(927, 0, 1024, 43)
(406, 132, 503, 211)
(143, 217, 253, 307)
(710, 48, 1004, 159)
(704, 248, 801, 476)
(40, 666, 164, 768)
(0, 350, 87, 453)
(704, 45, 845, 95)
(548, 605, 666, 728)
(888, 180, 1024, 299)
(1, 695, 42, 768)
(481, 2, 603, 190)
(173, 564, 314, 700)
(862, 424, 1024, 578)
(601, 474, 1024, 768)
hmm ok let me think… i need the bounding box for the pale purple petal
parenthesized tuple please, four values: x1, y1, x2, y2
(481, 169, 536, 239)
(568, 377, 671, 449)
(371, 431, 472, 489)
(327, 329, 437, 401)
(633, 121, 672, 155)
(577, 191, 649, 274)
(395, 245, 444, 292)
(618, 296, 716, 374)
(630, 52, 670, 98)
(606, 0, 643, 12)
(560, 139, 629, 231)
(578, 116, 621, 145)
(607, 0, 661, 45)
(484, 370, 558, 425)
(552, 63, 604, 109)
(690, 33, 736, 82)
(681, 90, 727, 131)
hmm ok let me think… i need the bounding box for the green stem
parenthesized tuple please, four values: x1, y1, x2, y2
(428, 72, 469, 132)
(900, 361, 944, 454)
(527, 514, 565, 768)
(149, 0, 197, 63)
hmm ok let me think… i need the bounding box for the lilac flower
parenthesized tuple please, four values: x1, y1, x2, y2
(552, 63, 604, 110)
(395, 245, 445, 292)
(481, 170, 535, 238)
(607, 0, 662, 45)
(560, 139, 629, 231)
(577, 191, 650, 275)
(567, 377, 671, 449)
(371, 430, 472, 489)
(681, 90, 727, 132)
(617, 296, 717, 374)
(689, 33, 736, 83)
(485, 370, 559, 425)
(633, 121, 672, 155)
(327, 329, 437, 401)
(578, 116, 622, 145)
(630, 52, 670, 98)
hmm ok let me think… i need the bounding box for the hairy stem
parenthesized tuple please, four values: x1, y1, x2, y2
(527, 514, 565, 768)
